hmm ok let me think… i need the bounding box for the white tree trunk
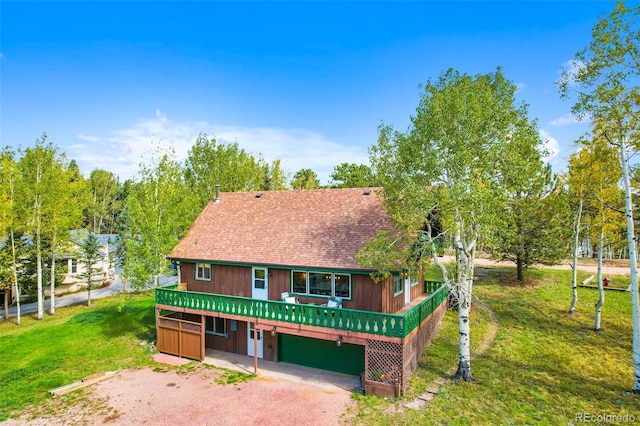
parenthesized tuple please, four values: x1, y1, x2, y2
(569, 198, 583, 314)
(619, 140, 640, 393)
(13, 281, 21, 325)
(36, 245, 43, 320)
(50, 255, 56, 315)
(594, 226, 604, 331)
(10, 226, 21, 325)
(35, 164, 44, 321)
(453, 219, 476, 382)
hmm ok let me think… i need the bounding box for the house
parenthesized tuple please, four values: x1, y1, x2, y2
(54, 232, 117, 295)
(155, 187, 448, 396)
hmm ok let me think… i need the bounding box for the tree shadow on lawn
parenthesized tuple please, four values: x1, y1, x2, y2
(486, 290, 630, 355)
(67, 297, 156, 341)
(472, 267, 632, 354)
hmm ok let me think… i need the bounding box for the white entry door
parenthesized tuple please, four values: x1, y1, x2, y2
(247, 322, 264, 358)
(252, 267, 269, 300)
(248, 267, 268, 359)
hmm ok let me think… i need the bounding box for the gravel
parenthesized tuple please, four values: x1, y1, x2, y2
(4, 366, 357, 425)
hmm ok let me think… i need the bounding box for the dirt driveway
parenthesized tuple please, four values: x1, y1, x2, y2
(441, 255, 633, 276)
(5, 360, 358, 426)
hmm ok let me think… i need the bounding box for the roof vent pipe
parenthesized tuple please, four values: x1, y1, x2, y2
(214, 185, 220, 203)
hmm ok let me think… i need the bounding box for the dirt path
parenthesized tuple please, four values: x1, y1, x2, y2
(4, 365, 356, 426)
(402, 297, 499, 410)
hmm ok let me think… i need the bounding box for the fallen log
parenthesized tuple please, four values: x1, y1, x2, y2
(49, 371, 117, 397)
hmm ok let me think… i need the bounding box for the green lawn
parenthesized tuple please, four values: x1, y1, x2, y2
(2, 268, 640, 424)
(349, 267, 640, 425)
(0, 293, 157, 421)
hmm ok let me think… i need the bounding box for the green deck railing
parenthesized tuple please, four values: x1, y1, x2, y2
(156, 280, 447, 338)
(404, 282, 448, 334)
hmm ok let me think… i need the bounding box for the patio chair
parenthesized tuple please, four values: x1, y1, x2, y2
(325, 296, 342, 309)
(281, 292, 299, 304)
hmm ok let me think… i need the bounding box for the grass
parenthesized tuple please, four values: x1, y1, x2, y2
(3, 266, 639, 424)
(349, 266, 640, 425)
(0, 292, 158, 421)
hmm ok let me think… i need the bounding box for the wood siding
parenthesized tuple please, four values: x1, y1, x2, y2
(410, 280, 424, 300)
(180, 263, 252, 296)
(179, 261, 419, 314)
(203, 320, 248, 357)
(382, 272, 428, 314)
(350, 274, 383, 312)
(182, 313, 279, 362)
(268, 268, 290, 301)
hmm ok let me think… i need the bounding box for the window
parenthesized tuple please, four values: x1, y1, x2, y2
(411, 278, 419, 288)
(70, 259, 77, 274)
(253, 268, 266, 289)
(292, 271, 307, 293)
(205, 317, 226, 336)
(196, 263, 211, 281)
(291, 271, 351, 299)
(334, 274, 351, 298)
(393, 274, 404, 296)
(309, 273, 332, 296)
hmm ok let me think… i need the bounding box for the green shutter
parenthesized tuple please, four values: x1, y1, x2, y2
(278, 334, 364, 376)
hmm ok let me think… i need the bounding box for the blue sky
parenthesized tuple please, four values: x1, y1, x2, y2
(0, 1, 623, 184)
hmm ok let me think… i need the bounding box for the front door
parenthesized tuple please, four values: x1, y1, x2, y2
(252, 267, 268, 300)
(247, 322, 264, 358)
(249, 267, 268, 358)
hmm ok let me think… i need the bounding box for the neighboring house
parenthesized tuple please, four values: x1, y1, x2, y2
(156, 188, 448, 396)
(55, 232, 117, 294)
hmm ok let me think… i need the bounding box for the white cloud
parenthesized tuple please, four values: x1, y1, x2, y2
(212, 126, 368, 184)
(550, 114, 579, 126)
(155, 108, 168, 125)
(68, 111, 368, 184)
(539, 129, 561, 163)
(76, 134, 100, 142)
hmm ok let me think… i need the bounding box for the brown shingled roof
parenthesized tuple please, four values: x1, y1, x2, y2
(169, 187, 394, 270)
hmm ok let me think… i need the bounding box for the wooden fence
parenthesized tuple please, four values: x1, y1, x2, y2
(156, 315, 203, 361)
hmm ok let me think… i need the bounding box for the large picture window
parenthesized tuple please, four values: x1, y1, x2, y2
(196, 263, 212, 281)
(291, 270, 351, 299)
(205, 317, 226, 336)
(309, 273, 332, 296)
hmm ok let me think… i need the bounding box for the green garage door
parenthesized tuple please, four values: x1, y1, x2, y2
(278, 334, 364, 376)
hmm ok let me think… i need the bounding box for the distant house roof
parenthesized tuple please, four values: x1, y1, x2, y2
(63, 231, 119, 259)
(69, 231, 117, 246)
(169, 188, 394, 271)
